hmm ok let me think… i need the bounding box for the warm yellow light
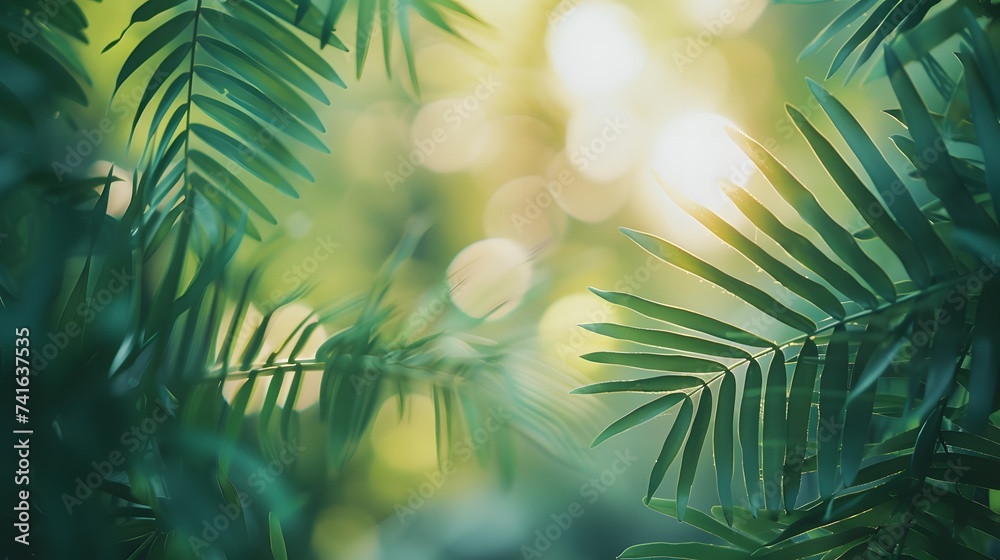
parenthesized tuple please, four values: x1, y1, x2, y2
(546, 1, 645, 98)
(410, 98, 492, 173)
(682, 0, 767, 36)
(564, 105, 642, 183)
(370, 394, 439, 473)
(483, 176, 568, 249)
(650, 112, 752, 210)
(311, 506, 379, 559)
(545, 151, 634, 223)
(221, 303, 329, 413)
(539, 293, 619, 374)
(447, 238, 533, 320)
(89, 160, 133, 218)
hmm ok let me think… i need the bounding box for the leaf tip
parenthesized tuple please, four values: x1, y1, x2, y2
(805, 77, 828, 99)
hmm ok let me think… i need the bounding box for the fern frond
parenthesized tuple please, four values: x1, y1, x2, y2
(791, 0, 1000, 100)
(104, 0, 345, 242)
(582, 14, 1000, 558)
(240, 0, 482, 94)
(95, 219, 591, 556)
(1, 0, 91, 108)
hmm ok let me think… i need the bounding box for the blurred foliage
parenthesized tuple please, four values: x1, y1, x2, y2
(0, 1, 589, 559)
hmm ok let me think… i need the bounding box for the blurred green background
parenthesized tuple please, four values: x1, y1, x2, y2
(64, 0, 923, 557)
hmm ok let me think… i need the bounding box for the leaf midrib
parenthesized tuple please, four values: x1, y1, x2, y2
(181, 0, 204, 194)
(682, 269, 973, 393)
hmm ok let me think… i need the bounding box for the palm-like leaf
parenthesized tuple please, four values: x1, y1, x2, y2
(239, 0, 482, 93)
(791, 0, 1000, 95)
(90, 217, 590, 557)
(52, 2, 546, 556)
(106, 0, 346, 245)
(0, 0, 94, 199)
(582, 11, 1000, 558)
(1, 0, 91, 108)
(109, 0, 479, 247)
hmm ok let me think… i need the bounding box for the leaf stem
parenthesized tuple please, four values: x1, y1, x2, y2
(182, 0, 203, 193)
(692, 270, 974, 391)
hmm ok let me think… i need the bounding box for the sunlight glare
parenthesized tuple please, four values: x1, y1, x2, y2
(447, 238, 533, 320)
(546, 1, 645, 98)
(682, 0, 767, 35)
(650, 112, 752, 210)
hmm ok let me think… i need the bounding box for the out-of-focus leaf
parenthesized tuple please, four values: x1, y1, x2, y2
(269, 512, 288, 560)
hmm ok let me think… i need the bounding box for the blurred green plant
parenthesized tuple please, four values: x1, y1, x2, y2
(581, 5, 1000, 560)
(1, 1, 588, 558)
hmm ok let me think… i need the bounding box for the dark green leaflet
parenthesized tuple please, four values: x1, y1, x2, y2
(967, 279, 1000, 434)
(645, 499, 763, 550)
(840, 323, 882, 486)
(581, 352, 728, 373)
(621, 228, 816, 333)
(808, 79, 956, 277)
(959, 51, 1000, 222)
(722, 184, 878, 309)
(818, 325, 849, 498)
(787, 105, 931, 287)
(591, 393, 686, 447)
(739, 359, 764, 517)
(590, 288, 774, 348)
(113, 11, 195, 95)
(782, 339, 818, 511)
(646, 397, 694, 501)
(677, 389, 713, 521)
(762, 351, 787, 513)
(619, 542, 750, 560)
(827, 0, 895, 78)
(729, 129, 895, 303)
(797, 0, 879, 60)
(582, 323, 752, 360)
(715, 371, 737, 525)
(885, 48, 996, 234)
(659, 177, 847, 319)
(572, 375, 705, 395)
